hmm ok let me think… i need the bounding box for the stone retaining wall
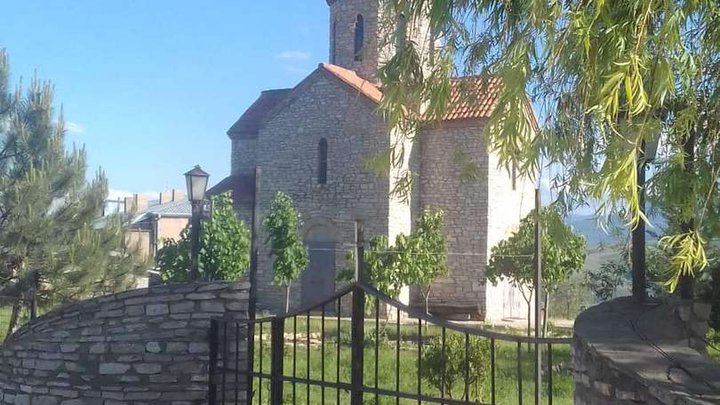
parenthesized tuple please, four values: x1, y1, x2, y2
(0, 282, 249, 405)
(573, 297, 720, 404)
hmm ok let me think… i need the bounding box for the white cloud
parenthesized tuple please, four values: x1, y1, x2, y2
(283, 65, 310, 76)
(275, 50, 310, 62)
(107, 189, 134, 200)
(64, 121, 85, 134)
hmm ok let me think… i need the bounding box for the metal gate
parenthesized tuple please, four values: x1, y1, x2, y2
(208, 281, 572, 404)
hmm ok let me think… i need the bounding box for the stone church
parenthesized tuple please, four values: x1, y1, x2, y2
(211, 0, 536, 321)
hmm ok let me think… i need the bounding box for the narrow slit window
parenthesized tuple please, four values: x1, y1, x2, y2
(331, 21, 337, 64)
(354, 14, 364, 61)
(396, 13, 407, 50)
(318, 138, 328, 184)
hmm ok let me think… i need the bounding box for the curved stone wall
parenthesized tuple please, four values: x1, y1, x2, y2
(573, 297, 720, 404)
(0, 282, 248, 405)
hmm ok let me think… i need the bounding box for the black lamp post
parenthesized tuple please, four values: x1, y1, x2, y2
(185, 165, 209, 281)
(632, 135, 659, 303)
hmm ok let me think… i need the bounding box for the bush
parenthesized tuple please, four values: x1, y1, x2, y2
(697, 263, 720, 331)
(419, 334, 490, 399)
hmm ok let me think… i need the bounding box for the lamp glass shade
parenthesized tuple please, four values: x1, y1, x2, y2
(184, 165, 210, 202)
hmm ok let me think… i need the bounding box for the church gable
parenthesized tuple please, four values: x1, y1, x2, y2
(260, 63, 383, 132)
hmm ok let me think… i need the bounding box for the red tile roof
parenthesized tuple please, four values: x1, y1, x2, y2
(320, 63, 383, 103)
(227, 89, 292, 137)
(320, 64, 507, 122)
(227, 64, 535, 138)
(442, 76, 503, 121)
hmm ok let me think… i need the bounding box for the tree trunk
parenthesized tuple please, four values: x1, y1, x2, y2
(5, 301, 21, 342)
(285, 284, 291, 314)
(526, 296, 532, 353)
(423, 285, 432, 315)
(543, 291, 550, 337)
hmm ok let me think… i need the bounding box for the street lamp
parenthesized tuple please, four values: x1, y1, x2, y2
(185, 165, 209, 281)
(632, 134, 659, 302)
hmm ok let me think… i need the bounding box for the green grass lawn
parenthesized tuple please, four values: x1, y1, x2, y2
(244, 317, 574, 405)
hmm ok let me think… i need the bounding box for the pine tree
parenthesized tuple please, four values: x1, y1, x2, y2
(0, 49, 148, 336)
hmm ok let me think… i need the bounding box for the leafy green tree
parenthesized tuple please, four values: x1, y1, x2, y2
(340, 209, 447, 313)
(399, 210, 447, 314)
(378, 0, 720, 290)
(263, 191, 309, 313)
(0, 49, 147, 336)
(586, 261, 626, 302)
(487, 208, 586, 335)
(157, 192, 251, 283)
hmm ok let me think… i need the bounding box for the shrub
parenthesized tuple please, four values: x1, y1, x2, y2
(419, 334, 490, 399)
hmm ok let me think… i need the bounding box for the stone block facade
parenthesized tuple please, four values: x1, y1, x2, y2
(253, 70, 391, 312)
(327, 0, 434, 82)
(0, 282, 249, 405)
(223, 0, 536, 319)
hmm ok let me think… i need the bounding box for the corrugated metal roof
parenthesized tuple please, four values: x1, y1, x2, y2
(130, 199, 192, 225)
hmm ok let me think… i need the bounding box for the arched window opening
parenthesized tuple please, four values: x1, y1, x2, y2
(354, 14, 365, 61)
(318, 138, 328, 184)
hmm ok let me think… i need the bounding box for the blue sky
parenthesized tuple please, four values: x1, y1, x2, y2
(1, 0, 329, 198)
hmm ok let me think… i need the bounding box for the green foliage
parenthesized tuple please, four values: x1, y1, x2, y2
(156, 230, 190, 283)
(157, 193, 250, 283)
(201, 193, 251, 280)
(0, 49, 147, 334)
(487, 208, 586, 296)
(340, 210, 448, 302)
(378, 0, 720, 289)
(585, 260, 626, 302)
(419, 334, 490, 399)
(697, 261, 720, 331)
(263, 192, 309, 311)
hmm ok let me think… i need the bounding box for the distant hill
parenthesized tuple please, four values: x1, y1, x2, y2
(565, 213, 666, 247)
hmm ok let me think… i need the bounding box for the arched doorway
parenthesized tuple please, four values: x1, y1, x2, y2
(301, 222, 337, 308)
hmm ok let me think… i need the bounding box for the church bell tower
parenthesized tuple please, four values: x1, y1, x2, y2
(326, 0, 434, 81)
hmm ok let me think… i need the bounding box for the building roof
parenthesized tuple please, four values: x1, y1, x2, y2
(130, 199, 192, 226)
(207, 174, 255, 203)
(319, 63, 383, 103)
(228, 64, 536, 137)
(227, 89, 292, 138)
(443, 76, 503, 121)
(319, 65, 505, 122)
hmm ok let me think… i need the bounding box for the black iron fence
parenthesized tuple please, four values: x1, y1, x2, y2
(209, 282, 572, 405)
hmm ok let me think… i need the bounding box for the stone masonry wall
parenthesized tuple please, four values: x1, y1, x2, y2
(328, 0, 434, 81)
(573, 298, 719, 404)
(0, 282, 249, 405)
(415, 121, 489, 316)
(231, 138, 257, 177)
(254, 69, 391, 313)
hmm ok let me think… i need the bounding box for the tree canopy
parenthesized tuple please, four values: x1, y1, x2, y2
(0, 49, 147, 334)
(157, 192, 251, 283)
(263, 191, 309, 312)
(345, 209, 448, 310)
(487, 208, 585, 333)
(378, 0, 720, 289)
